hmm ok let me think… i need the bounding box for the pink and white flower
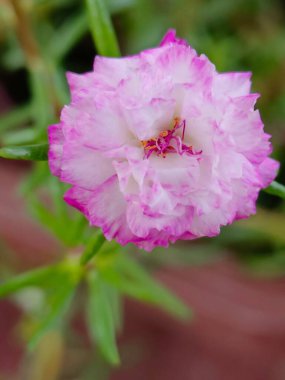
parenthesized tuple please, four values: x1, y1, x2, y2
(48, 29, 279, 251)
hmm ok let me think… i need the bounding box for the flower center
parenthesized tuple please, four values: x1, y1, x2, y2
(141, 117, 202, 159)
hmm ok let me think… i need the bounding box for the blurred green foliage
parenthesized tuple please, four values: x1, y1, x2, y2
(0, 0, 194, 368)
(0, 0, 285, 377)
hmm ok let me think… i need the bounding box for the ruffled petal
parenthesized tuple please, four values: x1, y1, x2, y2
(60, 143, 114, 190)
(60, 98, 133, 150)
(213, 72, 252, 98)
(258, 157, 280, 187)
(159, 29, 189, 47)
(65, 176, 137, 245)
(48, 29, 279, 251)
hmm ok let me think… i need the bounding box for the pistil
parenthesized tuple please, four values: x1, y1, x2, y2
(141, 118, 202, 159)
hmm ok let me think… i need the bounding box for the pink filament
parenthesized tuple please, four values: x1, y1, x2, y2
(142, 119, 202, 159)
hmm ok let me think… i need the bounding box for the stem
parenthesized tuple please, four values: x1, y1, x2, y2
(10, 0, 41, 69)
(10, 0, 62, 122)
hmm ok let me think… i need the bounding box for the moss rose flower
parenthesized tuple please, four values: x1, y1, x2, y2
(48, 30, 279, 251)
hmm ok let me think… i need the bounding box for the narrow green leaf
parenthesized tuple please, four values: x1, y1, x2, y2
(0, 104, 33, 132)
(27, 257, 82, 349)
(20, 162, 50, 194)
(29, 68, 57, 138)
(2, 45, 25, 70)
(28, 277, 76, 350)
(87, 270, 120, 365)
(264, 181, 285, 199)
(50, 65, 70, 105)
(118, 256, 189, 312)
(99, 255, 191, 320)
(30, 197, 72, 244)
(34, 0, 78, 14)
(0, 264, 60, 298)
(244, 250, 285, 278)
(49, 12, 88, 61)
(107, 0, 136, 14)
(80, 231, 106, 265)
(2, 128, 36, 145)
(49, 177, 69, 224)
(0, 143, 48, 161)
(66, 213, 88, 246)
(104, 285, 123, 333)
(85, 0, 120, 57)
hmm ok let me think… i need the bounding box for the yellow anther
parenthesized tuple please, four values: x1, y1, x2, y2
(159, 130, 169, 137)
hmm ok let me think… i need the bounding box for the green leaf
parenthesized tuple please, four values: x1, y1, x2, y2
(0, 143, 48, 161)
(0, 104, 33, 132)
(264, 181, 285, 199)
(107, 0, 136, 14)
(52, 66, 70, 104)
(243, 250, 285, 278)
(49, 12, 88, 62)
(104, 285, 123, 333)
(20, 162, 50, 194)
(49, 176, 69, 224)
(29, 67, 58, 138)
(99, 254, 191, 320)
(2, 128, 36, 145)
(66, 213, 89, 246)
(34, 0, 78, 14)
(30, 197, 72, 244)
(80, 231, 106, 265)
(30, 69, 50, 126)
(0, 264, 61, 298)
(2, 45, 25, 70)
(85, 0, 120, 57)
(28, 274, 77, 350)
(86, 270, 120, 366)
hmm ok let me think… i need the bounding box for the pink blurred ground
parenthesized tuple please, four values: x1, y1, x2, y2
(114, 264, 285, 380)
(1, 160, 285, 380)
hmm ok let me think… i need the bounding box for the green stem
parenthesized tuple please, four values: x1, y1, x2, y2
(10, 0, 63, 132)
(10, 0, 41, 69)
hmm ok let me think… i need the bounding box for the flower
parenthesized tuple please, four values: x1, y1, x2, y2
(48, 29, 279, 251)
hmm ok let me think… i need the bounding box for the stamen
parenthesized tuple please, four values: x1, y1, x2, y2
(141, 118, 202, 159)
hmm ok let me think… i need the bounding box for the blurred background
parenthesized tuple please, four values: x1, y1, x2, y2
(1, 0, 285, 379)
